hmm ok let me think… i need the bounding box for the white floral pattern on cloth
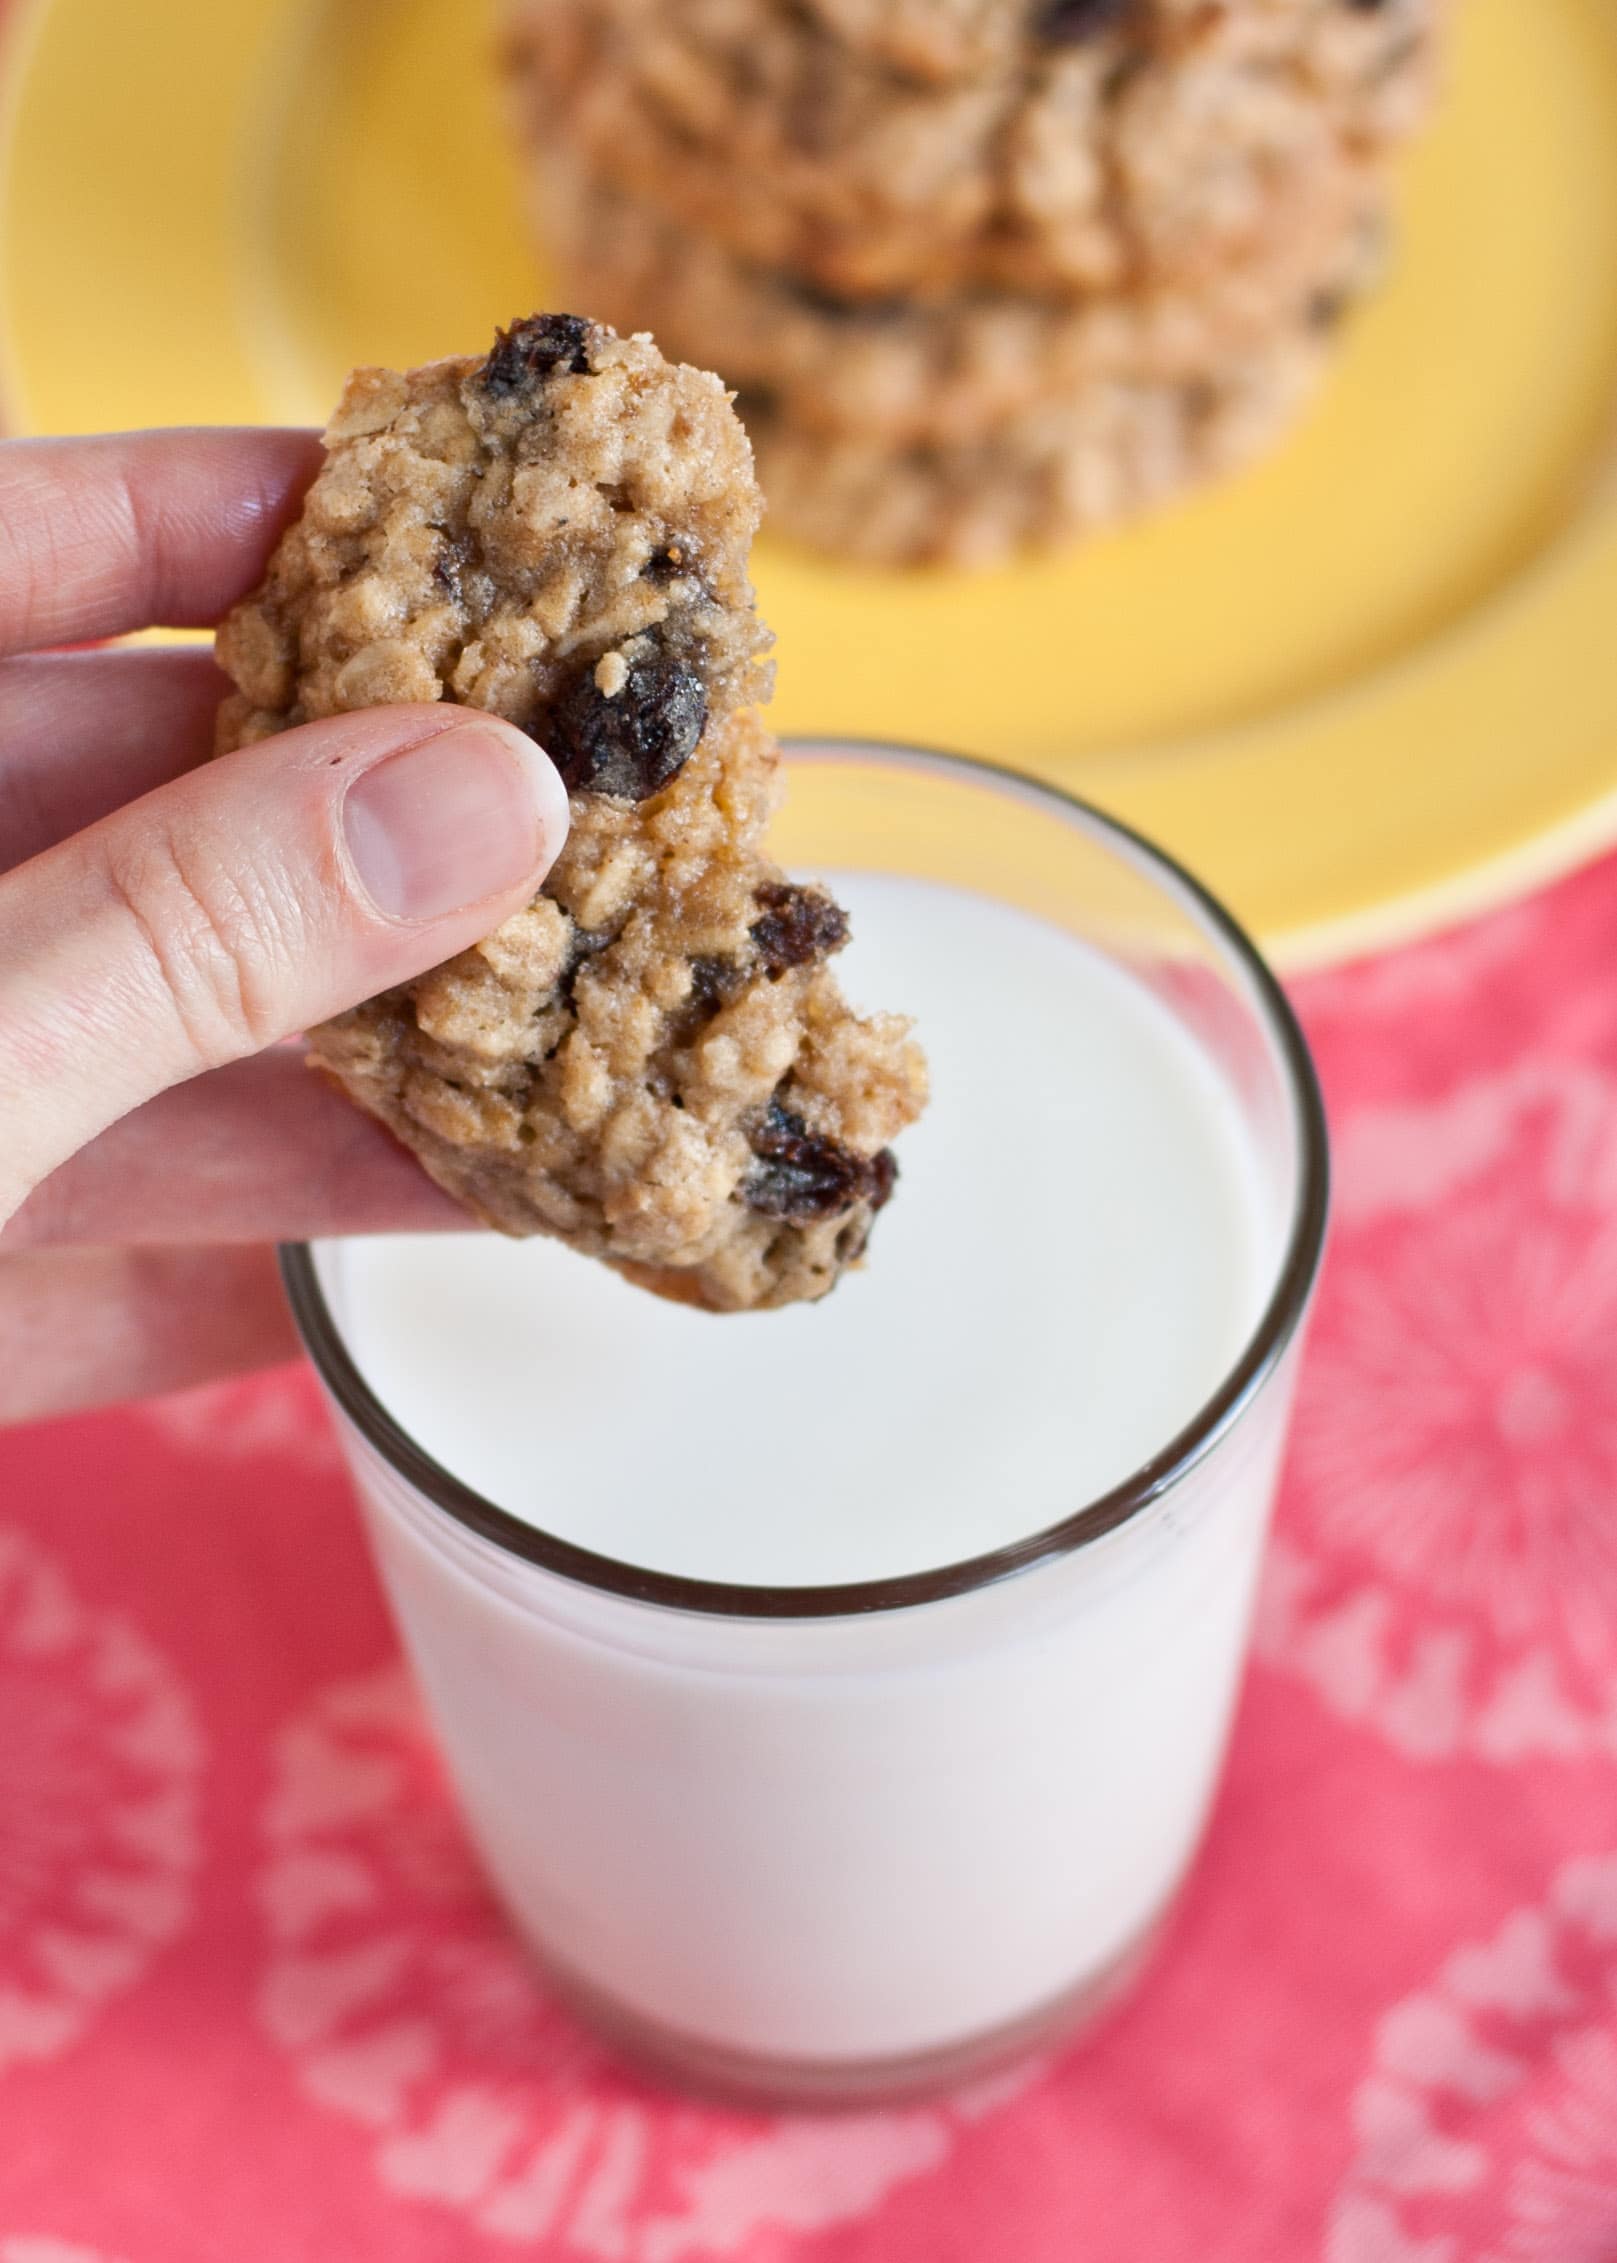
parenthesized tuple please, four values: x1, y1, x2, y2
(1325, 1851, 1617, 2261)
(0, 1528, 202, 2077)
(256, 1670, 1030, 2259)
(139, 1367, 339, 1472)
(1257, 1059, 1617, 1762)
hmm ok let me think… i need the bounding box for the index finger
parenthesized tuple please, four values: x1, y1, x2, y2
(0, 428, 323, 658)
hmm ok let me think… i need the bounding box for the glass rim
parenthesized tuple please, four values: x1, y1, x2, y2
(281, 737, 1330, 1623)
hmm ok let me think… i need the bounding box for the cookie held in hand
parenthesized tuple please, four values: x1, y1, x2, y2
(215, 315, 927, 1311)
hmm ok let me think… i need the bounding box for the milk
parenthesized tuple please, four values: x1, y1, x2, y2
(331, 877, 1275, 1585)
(308, 869, 1313, 2091)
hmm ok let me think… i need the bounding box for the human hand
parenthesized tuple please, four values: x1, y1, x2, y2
(0, 430, 569, 1425)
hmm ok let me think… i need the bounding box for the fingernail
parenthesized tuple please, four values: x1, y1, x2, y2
(344, 720, 568, 923)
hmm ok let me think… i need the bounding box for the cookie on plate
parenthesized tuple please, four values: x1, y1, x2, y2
(537, 144, 1384, 445)
(505, 0, 1439, 304)
(215, 315, 928, 1311)
(738, 320, 1330, 567)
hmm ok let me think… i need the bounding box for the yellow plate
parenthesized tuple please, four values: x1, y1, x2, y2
(4, 0, 1617, 967)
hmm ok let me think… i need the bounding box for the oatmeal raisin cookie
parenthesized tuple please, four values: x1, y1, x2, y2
(505, 0, 1439, 303)
(739, 320, 1329, 566)
(215, 315, 927, 1309)
(537, 145, 1384, 444)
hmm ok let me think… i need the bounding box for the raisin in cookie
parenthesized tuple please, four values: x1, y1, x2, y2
(740, 320, 1329, 567)
(215, 316, 927, 1311)
(505, 0, 1439, 304)
(537, 144, 1384, 444)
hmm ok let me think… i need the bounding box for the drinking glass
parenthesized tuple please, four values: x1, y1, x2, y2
(282, 740, 1329, 2107)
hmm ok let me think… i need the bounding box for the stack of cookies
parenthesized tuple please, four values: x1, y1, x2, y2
(504, 0, 1443, 568)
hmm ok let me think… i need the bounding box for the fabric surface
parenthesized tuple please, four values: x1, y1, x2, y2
(2, 849, 1616, 2261)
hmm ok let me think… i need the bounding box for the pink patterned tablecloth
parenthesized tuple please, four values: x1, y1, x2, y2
(2, 847, 1616, 2263)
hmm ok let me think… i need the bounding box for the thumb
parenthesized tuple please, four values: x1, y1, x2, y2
(0, 704, 569, 1218)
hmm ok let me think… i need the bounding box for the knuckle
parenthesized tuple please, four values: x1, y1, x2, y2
(0, 469, 65, 651)
(103, 823, 300, 1068)
(0, 446, 138, 654)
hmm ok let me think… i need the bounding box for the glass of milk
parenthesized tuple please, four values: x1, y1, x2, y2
(283, 741, 1328, 2107)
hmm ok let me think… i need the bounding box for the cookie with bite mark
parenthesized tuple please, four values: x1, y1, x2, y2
(216, 315, 927, 1311)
